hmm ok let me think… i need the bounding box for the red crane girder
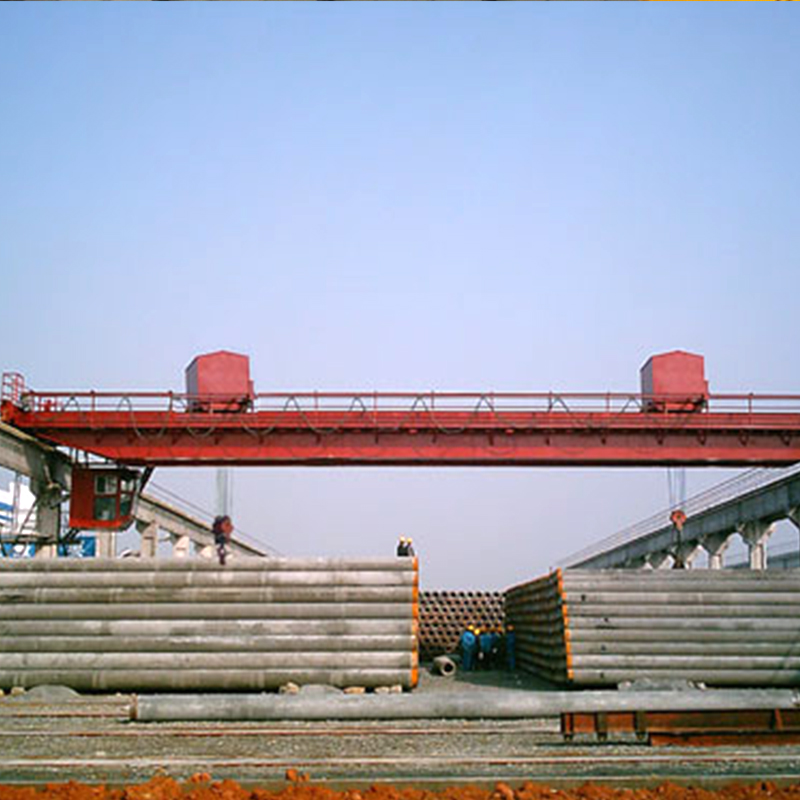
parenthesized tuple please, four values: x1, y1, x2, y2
(3, 388, 800, 468)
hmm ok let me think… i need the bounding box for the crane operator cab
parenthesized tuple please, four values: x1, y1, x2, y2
(69, 466, 139, 530)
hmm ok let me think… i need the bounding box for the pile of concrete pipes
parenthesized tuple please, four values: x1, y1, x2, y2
(506, 568, 800, 687)
(504, 571, 567, 683)
(418, 590, 505, 660)
(0, 557, 419, 692)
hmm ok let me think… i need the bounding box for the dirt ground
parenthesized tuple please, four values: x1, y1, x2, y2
(4, 677, 800, 794)
(1, 775, 800, 800)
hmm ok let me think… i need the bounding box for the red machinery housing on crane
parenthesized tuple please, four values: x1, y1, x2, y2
(2, 349, 800, 530)
(185, 351, 254, 412)
(641, 351, 708, 412)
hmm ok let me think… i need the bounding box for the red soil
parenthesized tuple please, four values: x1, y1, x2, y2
(0, 776, 799, 800)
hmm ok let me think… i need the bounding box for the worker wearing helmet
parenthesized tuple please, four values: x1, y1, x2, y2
(505, 624, 517, 671)
(478, 627, 493, 671)
(489, 627, 502, 669)
(396, 536, 413, 557)
(396, 536, 416, 558)
(459, 624, 478, 672)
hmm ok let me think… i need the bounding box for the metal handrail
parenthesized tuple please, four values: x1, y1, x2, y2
(6, 386, 800, 417)
(1, 373, 25, 406)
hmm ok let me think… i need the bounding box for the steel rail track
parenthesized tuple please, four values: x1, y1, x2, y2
(4, 738, 800, 787)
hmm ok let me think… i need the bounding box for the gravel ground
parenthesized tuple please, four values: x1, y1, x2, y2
(3, 673, 800, 789)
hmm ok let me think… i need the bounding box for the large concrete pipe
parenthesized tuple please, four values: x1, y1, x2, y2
(0, 619, 415, 637)
(0, 635, 416, 653)
(0, 572, 416, 590)
(570, 669, 800, 686)
(0, 652, 416, 670)
(0, 557, 416, 572)
(133, 687, 800, 722)
(0, 668, 415, 692)
(0, 587, 415, 604)
(0, 602, 413, 620)
(432, 655, 457, 677)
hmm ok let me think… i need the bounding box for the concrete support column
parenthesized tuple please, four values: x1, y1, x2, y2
(136, 521, 159, 558)
(702, 533, 732, 570)
(31, 477, 60, 559)
(171, 534, 191, 558)
(34, 542, 57, 559)
(645, 551, 672, 570)
(197, 544, 215, 560)
(31, 478, 59, 541)
(621, 556, 648, 569)
(95, 531, 117, 558)
(789, 507, 800, 536)
(738, 520, 775, 571)
(674, 543, 702, 569)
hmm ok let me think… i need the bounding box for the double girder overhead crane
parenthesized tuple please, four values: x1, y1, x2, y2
(2, 349, 800, 531)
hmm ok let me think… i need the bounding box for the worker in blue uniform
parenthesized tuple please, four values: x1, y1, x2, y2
(505, 624, 517, 670)
(489, 627, 502, 669)
(459, 624, 478, 671)
(478, 627, 493, 670)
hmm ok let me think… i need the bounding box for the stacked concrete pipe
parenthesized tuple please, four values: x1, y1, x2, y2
(419, 590, 504, 659)
(0, 557, 419, 692)
(506, 568, 800, 687)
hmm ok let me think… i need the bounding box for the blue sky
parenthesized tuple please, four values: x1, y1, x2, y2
(1, 5, 799, 587)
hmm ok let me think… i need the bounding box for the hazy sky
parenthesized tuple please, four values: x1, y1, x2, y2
(2, 5, 799, 588)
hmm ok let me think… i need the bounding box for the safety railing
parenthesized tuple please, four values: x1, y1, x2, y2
(1, 373, 25, 407)
(6, 381, 800, 419)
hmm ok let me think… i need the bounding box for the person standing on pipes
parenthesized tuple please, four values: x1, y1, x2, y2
(396, 537, 416, 557)
(213, 515, 233, 566)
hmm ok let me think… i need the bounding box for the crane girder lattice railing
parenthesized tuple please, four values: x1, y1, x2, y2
(3, 381, 800, 467)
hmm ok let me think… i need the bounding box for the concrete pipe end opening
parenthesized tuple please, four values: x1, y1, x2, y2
(432, 655, 457, 677)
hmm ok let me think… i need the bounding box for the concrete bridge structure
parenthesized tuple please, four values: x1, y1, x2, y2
(562, 465, 800, 571)
(0, 421, 265, 559)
